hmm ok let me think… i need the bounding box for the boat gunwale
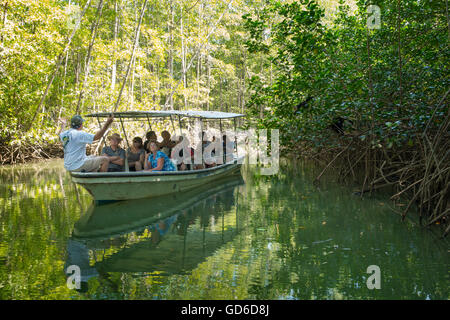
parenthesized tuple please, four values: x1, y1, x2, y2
(70, 158, 243, 179)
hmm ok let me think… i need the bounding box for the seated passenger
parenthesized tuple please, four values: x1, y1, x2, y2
(143, 130, 159, 153)
(159, 130, 177, 157)
(101, 133, 126, 172)
(144, 141, 176, 172)
(127, 136, 145, 171)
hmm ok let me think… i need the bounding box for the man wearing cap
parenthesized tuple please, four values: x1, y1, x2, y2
(59, 114, 114, 172)
(101, 133, 126, 172)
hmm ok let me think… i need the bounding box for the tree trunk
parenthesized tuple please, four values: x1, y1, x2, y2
(397, 0, 403, 115)
(181, 6, 187, 110)
(76, 0, 105, 114)
(58, 50, 70, 120)
(27, 0, 92, 131)
(111, 0, 119, 92)
(168, 0, 175, 110)
(197, 4, 202, 107)
(446, 0, 450, 41)
(113, 0, 148, 113)
(1, 1, 8, 35)
(242, 50, 246, 113)
(206, 48, 210, 110)
(127, 55, 136, 110)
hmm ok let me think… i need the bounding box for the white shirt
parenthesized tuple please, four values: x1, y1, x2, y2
(59, 128, 94, 171)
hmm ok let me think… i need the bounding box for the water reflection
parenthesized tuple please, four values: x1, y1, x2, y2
(65, 176, 244, 290)
(0, 159, 448, 299)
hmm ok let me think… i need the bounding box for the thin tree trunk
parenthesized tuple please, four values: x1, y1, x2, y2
(206, 48, 210, 110)
(196, 4, 202, 107)
(242, 50, 246, 113)
(111, 0, 119, 92)
(1, 1, 8, 35)
(58, 50, 70, 120)
(128, 0, 140, 110)
(197, 52, 201, 107)
(127, 55, 136, 110)
(162, 0, 235, 110)
(113, 0, 149, 113)
(219, 76, 222, 112)
(366, 26, 375, 190)
(397, 0, 403, 114)
(76, 0, 105, 114)
(181, 6, 187, 110)
(446, 0, 450, 41)
(139, 60, 143, 102)
(168, 0, 175, 110)
(27, 0, 92, 131)
(237, 77, 240, 113)
(75, 52, 81, 88)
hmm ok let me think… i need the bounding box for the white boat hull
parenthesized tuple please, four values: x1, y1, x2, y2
(71, 158, 243, 201)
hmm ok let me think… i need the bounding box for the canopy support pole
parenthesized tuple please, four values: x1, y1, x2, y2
(96, 116, 108, 155)
(146, 114, 152, 131)
(201, 119, 204, 167)
(170, 115, 176, 134)
(177, 115, 183, 136)
(219, 119, 225, 164)
(118, 115, 130, 149)
(118, 114, 130, 172)
(234, 117, 238, 157)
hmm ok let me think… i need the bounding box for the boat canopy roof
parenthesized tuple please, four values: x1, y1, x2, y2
(85, 110, 244, 120)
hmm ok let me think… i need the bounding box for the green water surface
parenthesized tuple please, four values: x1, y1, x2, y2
(0, 158, 448, 299)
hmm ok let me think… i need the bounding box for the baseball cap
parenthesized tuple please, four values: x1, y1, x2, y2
(70, 115, 85, 129)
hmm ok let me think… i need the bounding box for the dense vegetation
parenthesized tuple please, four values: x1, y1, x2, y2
(243, 0, 449, 235)
(1, 0, 261, 162)
(0, 0, 448, 234)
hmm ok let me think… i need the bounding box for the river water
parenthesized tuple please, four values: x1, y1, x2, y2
(0, 158, 448, 299)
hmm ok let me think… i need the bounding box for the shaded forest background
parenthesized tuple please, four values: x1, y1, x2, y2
(1, 0, 264, 149)
(0, 0, 448, 234)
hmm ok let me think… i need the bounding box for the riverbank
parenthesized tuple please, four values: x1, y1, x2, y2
(287, 116, 449, 238)
(0, 140, 62, 165)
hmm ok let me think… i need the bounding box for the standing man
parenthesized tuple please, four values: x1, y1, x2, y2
(59, 114, 114, 172)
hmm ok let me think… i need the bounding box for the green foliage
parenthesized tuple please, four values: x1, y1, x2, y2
(0, 0, 263, 148)
(243, 0, 449, 149)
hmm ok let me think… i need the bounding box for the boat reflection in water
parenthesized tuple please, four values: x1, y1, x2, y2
(65, 175, 244, 292)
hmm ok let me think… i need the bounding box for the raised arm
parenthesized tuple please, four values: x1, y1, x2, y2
(93, 115, 114, 141)
(57, 118, 67, 136)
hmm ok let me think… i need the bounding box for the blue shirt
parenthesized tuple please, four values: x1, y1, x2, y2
(148, 151, 175, 171)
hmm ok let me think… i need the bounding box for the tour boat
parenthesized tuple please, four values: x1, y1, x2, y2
(70, 110, 244, 201)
